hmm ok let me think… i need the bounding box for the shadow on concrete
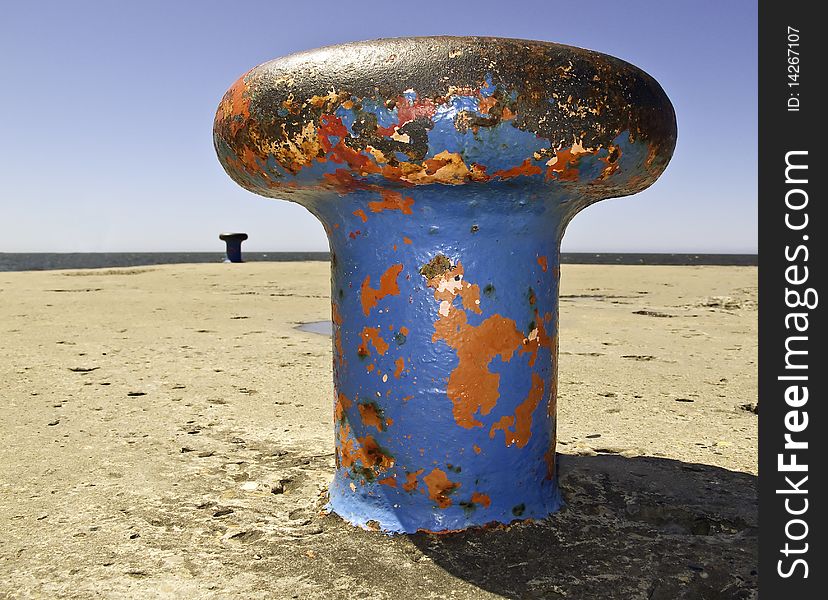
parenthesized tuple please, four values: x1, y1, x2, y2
(409, 454, 758, 599)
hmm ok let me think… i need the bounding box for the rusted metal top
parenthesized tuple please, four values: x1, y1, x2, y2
(214, 36, 676, 208)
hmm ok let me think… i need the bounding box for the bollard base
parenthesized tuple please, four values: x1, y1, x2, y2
(326, 469, 564, 534)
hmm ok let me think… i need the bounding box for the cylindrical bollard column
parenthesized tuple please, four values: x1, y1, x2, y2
(213, 37, 676, 533)
(219, 232, 248, 263)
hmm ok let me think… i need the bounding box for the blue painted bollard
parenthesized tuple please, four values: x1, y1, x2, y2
(213, 37, 676, 533)
(219, 232, 248, 263)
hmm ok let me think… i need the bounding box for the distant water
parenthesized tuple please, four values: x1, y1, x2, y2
(0, 252, 757, 272)
(0, 252, 329, 272)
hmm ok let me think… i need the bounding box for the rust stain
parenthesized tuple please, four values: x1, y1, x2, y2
(336, 415, 395, 480)
(215, 74, 251, 137)
(358, 402, 385, 431)
(394, 357, 405, 378)
(353, 209, 368, 223)
(358, 327, 390, 357)
(378, 475, 397, 488)
(360, 263, 404, 316)
(472, 444, 482, 455)
(332, 301, 344, 366)
(396, 95, 437, 125)
(337, 422, 356, 468)
(402, 469, 424, 492)
(356, 435, 395, 472)
(490, 415, 515, 440)
(423, 258, 525, 428)
(478, 95, 498, 114)
(367, 190, 414, 215)
(493, 158, 542, 180)
(317, 114, 381, 176)
(598, 144, 622, 179)
(545, 143, 595, 181)
(544, 447, 556, 480)
(403, 237, 413, 245)
(536, 256, 548, 272)
(471, 492, 491, 508)
(334, 392, 352, 423)
(423, 468, 461, 508)
(490, 373, 544, 447)
(519, 310, 553, 367)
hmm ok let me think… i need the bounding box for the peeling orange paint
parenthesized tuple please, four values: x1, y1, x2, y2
(490, 415, 515, 440)
(360, 264, 404, 316)
(355, 435, 395, 471)
(216, 74, 251, 137)
(403, 237, 413, 245)
(358, 402, 385, 431)
(402, 469, 424, 492)
(378, 476, 397, 488)
(493, 159, 542, 180)
(424, 260, 526, 428)
(490, 373, 544, 448)
(545, 144, 595, 181)
(472, 444, 482, 455)
(367, 190, 414, 215)
(394, 357, 405, 378)
(337, 422, 356, 468)
(423, 468, 461, 508)
(598, 144, 622, 179)
(358, 327, 390, 357)
(353, 209, 368, 223)
(478, 96, 498, 115)
(519, 309, 554, 368)
(334, 392, 352, 423)
(337, 421, 395, 480)
(471, 492, 491, 508)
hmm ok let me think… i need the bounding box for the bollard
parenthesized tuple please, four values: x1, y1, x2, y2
(219, 232, 248, 263)
(213, 37, 676, 533)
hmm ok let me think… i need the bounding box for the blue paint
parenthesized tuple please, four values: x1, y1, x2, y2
(213, 40, 676, 533)
(309, 185, 568, 533)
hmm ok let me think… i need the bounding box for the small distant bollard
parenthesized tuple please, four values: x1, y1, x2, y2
(213, 37, 676, 533)
(219, 232, 248, 263)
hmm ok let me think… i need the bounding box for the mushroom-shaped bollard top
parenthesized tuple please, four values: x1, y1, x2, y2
(214, 37, 675, 212)
(214, 37, 676, 533)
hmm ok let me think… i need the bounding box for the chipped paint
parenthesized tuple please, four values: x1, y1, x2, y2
(470, 492, 492, 508)
(360, 264, 403, 316)
(423, 468, 461, 508)
(357, 326, 389, 357)
(214, 36, 676, 534)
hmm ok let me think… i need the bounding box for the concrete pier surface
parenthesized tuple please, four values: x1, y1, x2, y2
(0, 262, 757, 599)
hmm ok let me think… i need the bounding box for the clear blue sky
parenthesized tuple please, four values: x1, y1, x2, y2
(0, 1, 756, 253)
